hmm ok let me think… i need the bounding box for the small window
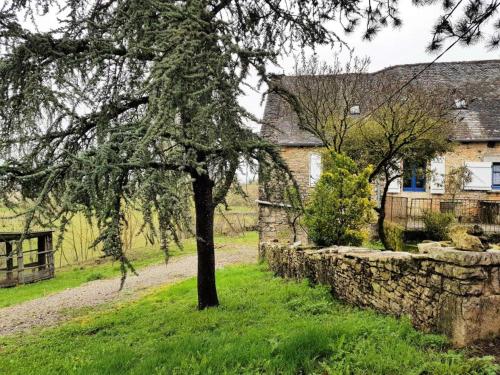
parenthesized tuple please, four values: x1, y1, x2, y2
(309, 153, 322, 187)
(454, 99, 467, 109)
(403, 160, 426, 192)
(492, 163, 500, 189)
(349, 105, 360, 115)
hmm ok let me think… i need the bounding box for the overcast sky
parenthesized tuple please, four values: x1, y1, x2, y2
(21, 2, 500, 182)
(29, 2, 500, 123)
(239, 2, 500, 123)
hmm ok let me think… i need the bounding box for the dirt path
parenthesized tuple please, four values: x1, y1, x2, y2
(0, 246, 257, 336)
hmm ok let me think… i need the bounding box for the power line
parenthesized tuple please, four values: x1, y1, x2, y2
(355, 20, 485, 126)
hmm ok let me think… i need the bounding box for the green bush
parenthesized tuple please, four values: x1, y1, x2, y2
(383, 221, 405, 251)
(422, 211, 455, 241)
(304, 152, 374, 247)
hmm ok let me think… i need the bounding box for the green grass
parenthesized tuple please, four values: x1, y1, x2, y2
(0, 231, 257, 308)
(364, 240, 420, 253)
(0, 183, 258, 268)
(0, 265, 497, 375)
(363, 240, 385, 250)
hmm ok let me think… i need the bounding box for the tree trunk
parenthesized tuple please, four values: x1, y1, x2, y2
(192, 173, 219, 310)
(378, 178, 391, 250)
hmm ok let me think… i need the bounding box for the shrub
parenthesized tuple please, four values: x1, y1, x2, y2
(383, 221, 405, 251)
(422, 211, 455, 241)
(304, 152, 374, 247)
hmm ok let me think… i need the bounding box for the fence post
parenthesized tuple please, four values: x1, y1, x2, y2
(6, 241, 13, 282)
(390, 197, 394, 224)
(46, 233, 54, 277)
(405, 198, 409, 230)
(16, 240, 24, 284)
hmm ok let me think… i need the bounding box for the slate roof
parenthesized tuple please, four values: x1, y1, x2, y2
(261, 60, 500, 145)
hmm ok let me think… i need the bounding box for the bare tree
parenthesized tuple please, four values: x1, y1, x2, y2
(445, 166, 473, 201)
(275, 56, 457, 249)
(345, 75, 456, 248)
(272, 54, 370, 153)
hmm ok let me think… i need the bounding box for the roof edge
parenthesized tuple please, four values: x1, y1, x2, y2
(273, 59, 500, 80)
(454, 138, 500, 143)
(374, 59, 500, 75)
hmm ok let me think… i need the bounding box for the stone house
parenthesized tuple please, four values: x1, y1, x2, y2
(259, 59, 500, 243)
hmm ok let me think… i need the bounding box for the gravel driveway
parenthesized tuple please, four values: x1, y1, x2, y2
(0, 246, 257, 336)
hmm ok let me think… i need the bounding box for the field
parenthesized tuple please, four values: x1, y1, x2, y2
(0, 231, 257, 308)
(0, 184, 258, 306)
(0, 264, 497, 375)
(0, 184, 258, 268)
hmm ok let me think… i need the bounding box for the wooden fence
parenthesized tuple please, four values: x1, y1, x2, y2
(0, 230, 55, 287)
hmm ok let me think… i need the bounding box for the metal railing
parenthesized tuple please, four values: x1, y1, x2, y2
(385, 196, 500, 234)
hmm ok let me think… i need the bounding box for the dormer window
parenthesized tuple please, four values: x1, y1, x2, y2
(454, 99, 467, 109)
(350, 105, 360, 115)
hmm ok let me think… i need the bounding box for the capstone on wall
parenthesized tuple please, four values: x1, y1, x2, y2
(261, 242, 500, 347)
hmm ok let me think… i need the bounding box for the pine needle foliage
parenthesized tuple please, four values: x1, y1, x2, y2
(0, 0, 295, 306)
(0, 0, 497, 306)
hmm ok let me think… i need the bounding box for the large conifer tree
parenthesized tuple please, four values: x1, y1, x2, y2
(0, 0, 497, 308)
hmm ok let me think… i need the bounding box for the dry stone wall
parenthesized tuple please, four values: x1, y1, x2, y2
(261, 243, 500, 347)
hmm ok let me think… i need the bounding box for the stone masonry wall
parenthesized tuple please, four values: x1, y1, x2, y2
(276, 142, 500, 202)
(258, 204, 306, 244)
(279, 146, 322, 197)
(261, 243, 500, 347)
(396, 141, 500, 201)
(258, 143, 500, 245)
(258, 146, 320, 244)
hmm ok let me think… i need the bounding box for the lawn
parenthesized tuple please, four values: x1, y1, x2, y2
(0, 264, 496, 375)
(0, 231, 257, 308)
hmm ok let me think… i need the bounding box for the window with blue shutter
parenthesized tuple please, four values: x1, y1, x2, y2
(492, 163, 500, 189)
(403, 160, 426, 192)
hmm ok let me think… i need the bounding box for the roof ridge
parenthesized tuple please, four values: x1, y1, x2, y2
(374, 59, 500, 74)
(264, 59, 500, 145)
(274, 59, 500, 79)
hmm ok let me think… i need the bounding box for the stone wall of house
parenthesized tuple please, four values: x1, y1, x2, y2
(260, 242, 500, 347)
(280, 146, 322, 197)
(258, 142, 500, 244)
(395, 142, 500, 201)
(258, 204, 307, 244)
(269, 142, 500, 203)
(258, 146, 320, 244)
